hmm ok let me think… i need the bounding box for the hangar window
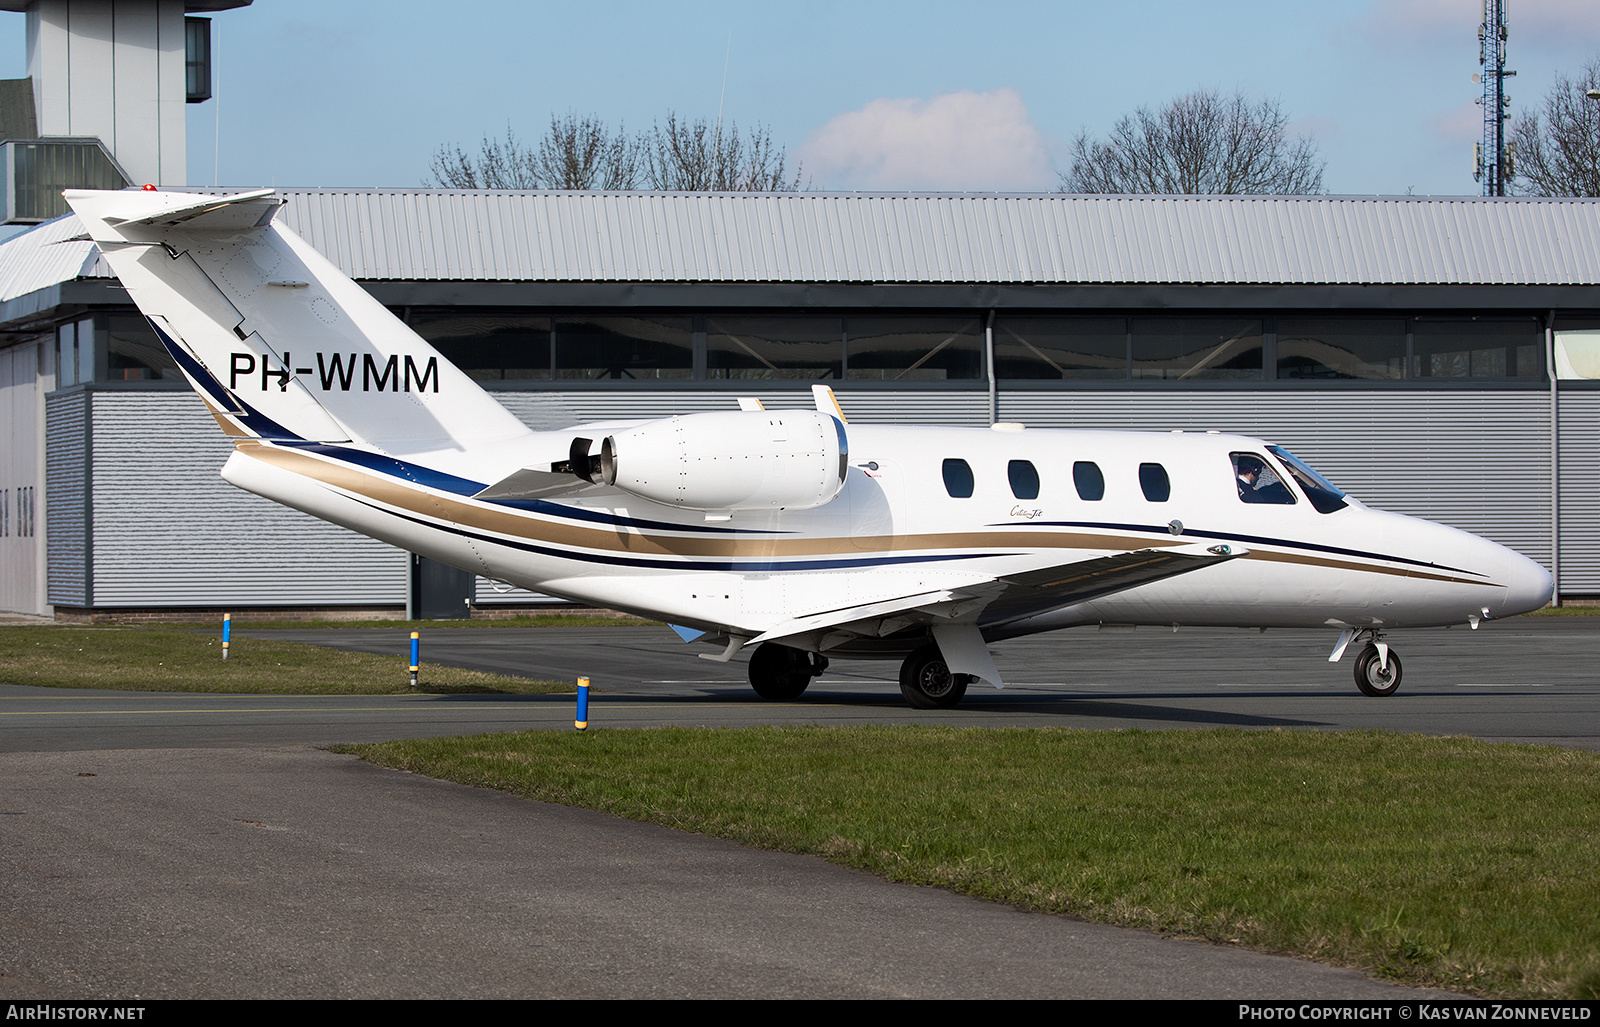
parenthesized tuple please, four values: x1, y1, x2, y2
(1007, 460, 1040, 500)
(410, 309, 553, 381)
(994, 316, 1127, 379)
(1276, 317, 1406, 380)
(555, 317, 694, 380)
(845, 317, 983, 381)
(1132, 317, 1263, 381)
(1139, 463, 1171, 502)
(1072, 461, 1105, 501)
(707, 316, 842, 380)
(1412, 318, 1541, 379)
(942, 458, 975, 498)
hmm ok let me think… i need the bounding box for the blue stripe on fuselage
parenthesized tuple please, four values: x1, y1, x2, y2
(275, 440, 789, 536)
(992, 519, 1485, 579)
(342, 493, 996, 573)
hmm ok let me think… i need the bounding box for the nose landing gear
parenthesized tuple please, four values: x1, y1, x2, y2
(1333, 628, 1402, 697)
(1353, 643, 1402, 697)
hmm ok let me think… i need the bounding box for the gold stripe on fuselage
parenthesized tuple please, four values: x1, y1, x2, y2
(236, 441, 1494, 587)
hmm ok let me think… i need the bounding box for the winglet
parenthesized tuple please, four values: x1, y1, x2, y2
(812, 384, 846, 423)
(737, 397, 765, 411)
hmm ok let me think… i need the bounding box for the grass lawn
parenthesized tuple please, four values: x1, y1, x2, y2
(0, 626, 568, 694)
(349, 725, 1600, 999)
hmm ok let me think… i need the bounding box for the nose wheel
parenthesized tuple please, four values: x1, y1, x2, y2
(1353, 643, 1402, 697)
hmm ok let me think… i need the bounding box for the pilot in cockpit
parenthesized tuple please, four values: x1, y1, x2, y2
(1233, 454, 1294, 504)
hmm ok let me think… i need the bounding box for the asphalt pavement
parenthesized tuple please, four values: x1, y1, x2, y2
(3, 615, 1591, 999)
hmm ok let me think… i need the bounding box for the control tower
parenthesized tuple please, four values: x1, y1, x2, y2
(0, 0, 251, 222)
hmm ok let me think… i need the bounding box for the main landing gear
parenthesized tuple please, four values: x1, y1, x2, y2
(898, 643, 971, 710)
(747, 642, 828, 700)
(745, 640, 973, 709)
(1336, 628, 1403, 697)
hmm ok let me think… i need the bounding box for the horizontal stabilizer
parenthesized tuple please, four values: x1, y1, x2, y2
(97, 188, 282, 231)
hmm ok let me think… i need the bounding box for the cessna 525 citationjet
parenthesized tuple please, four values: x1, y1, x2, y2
(64, 187, 1554, 708)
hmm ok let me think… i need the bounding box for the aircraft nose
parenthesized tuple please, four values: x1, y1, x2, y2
(1494, 546, 1554, 618)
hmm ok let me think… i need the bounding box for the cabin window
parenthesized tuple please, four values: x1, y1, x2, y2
(1072, 461, 1105, 501)
(1231, 452, 1296, 505)
(1008, 460, 1040, 500)
(1138, 463, 1170, 502)
(942, 458, 975, 498)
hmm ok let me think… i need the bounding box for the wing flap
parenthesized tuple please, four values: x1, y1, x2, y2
(745, 588, 964, 647)
(750, 541, 1247, 648)
(984, 542, 1248, 626)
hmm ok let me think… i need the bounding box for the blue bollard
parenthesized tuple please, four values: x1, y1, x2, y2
(221, 613, 231, 660)
(409, 631, 419, 688)
(576, 677, 589, 730)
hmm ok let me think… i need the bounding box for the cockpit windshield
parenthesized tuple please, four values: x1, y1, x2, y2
(1266, 446, 1349, 514)
(1232, 452, 1295, 505)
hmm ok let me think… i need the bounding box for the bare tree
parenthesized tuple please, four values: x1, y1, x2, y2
(427, 114, 640, 190)
(1511, 56, 1600, 197)
(643, 112, 802, 191)
(1060, 89, 1324, 195)
(531, 112, 640, 190)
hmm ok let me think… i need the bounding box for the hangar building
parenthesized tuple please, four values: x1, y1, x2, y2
(1, 187, 1599, 618)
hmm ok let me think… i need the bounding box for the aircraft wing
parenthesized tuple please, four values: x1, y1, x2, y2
(749, 541, 1246, 649)
(982, 541, 1247, 627)
(472, 467, 598, 502)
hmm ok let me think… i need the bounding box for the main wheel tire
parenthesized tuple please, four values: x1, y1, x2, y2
(748, 642, 813, 700)
(1353, 644, 1402, 697)
(898, 644, 971, 709)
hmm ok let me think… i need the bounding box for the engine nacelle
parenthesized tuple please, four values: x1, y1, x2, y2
(598, 410, 847, 512)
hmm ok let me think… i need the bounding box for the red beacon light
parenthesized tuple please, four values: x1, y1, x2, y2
(141, 183, 156, 191)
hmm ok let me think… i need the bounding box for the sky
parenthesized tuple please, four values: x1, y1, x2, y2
(2, 0, 1599, 196)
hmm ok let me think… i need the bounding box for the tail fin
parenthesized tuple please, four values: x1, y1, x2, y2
(64, 188, 532, 455)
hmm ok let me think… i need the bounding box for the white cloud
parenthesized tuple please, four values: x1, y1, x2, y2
(800, 89, 1054, 191)
(1363, 0, 1600, 43)
(1434, 100, 1484, 142)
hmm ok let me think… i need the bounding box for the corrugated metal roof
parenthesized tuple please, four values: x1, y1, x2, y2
(8, 190, 1600, 302)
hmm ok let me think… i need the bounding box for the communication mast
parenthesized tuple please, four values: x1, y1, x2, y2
(1474, 0, 1516, 195)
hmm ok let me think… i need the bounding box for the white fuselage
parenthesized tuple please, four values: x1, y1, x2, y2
(219, 422, 1553, 656)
